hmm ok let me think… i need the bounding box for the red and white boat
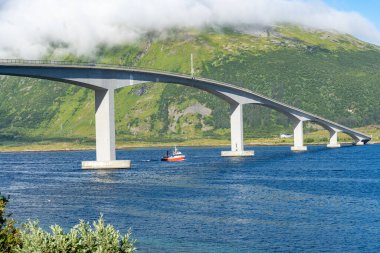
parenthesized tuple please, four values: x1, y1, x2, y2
(161, 147, 186, 162)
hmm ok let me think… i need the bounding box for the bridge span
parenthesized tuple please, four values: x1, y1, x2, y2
(0, 59, 371, 169)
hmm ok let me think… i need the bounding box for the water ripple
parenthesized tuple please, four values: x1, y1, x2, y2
(0, 145, 379, 252)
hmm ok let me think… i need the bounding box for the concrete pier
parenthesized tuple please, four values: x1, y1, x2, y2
(221, 151, 255, 157)
(355, 141, 365, 146)
(221, 103, 254, 157)
(95, 89, 116, 161)
(82, 160, 131, 169)
(82, 89, 131, 169)
(327, 130, 341, 148)
(230, 103, 244, 152)
(291, 119, 307, 151)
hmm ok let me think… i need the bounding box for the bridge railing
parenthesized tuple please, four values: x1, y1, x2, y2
(0, 59, 95, 66)
(0, 58, 194, 78)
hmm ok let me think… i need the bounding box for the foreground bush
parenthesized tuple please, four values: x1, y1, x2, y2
(0, 194, 21, 253)
(1, 192, 136, 252)
(15, 214, 136, 253)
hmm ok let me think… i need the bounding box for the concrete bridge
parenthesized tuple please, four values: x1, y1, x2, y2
(0, 59, 371, 169)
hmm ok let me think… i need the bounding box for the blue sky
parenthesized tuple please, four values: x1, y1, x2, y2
(324, 0, 380, 30)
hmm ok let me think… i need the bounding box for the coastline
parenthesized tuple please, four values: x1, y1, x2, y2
(0, 125, 378, 153)
(0, 126, 378, 153)
(0, 139, 378, 153)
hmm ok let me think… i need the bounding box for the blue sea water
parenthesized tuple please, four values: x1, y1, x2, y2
(0, 144, 379, 252)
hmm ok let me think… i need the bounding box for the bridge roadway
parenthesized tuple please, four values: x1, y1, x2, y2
(0, 60, 371, 169)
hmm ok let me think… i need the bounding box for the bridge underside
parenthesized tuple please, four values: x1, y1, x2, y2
(0, 63, 371, 169)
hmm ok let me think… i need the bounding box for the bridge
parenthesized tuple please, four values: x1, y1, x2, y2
(0, 59, 371, 169)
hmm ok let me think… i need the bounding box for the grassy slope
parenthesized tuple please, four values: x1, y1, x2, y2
(0, 26, 379, 148)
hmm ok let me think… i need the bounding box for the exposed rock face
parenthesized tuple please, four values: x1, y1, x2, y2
(131, 85, 149, 96)
(168, 103, 212, 133)
(183, 103, 212, 116)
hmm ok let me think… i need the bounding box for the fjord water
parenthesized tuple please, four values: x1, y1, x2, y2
(0, 145, 379, 252)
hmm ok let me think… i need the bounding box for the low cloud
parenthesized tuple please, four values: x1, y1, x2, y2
(0, 0, 379, 58)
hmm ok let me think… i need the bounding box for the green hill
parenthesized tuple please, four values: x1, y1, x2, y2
(0, 26, 379, 144)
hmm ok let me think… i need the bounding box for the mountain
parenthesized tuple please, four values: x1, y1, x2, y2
(0, 25, 379, 143)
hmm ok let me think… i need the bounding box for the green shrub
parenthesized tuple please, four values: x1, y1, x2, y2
(0, 193, 21, 253)
(1, 194, 136, 253)
(16, 214, 136, 253)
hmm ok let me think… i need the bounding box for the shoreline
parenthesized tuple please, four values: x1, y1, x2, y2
(0, 140, 378, 153)
(0, 126, 378, 153)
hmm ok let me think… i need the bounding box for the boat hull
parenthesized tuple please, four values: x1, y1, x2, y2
(161, 155, 186, 162)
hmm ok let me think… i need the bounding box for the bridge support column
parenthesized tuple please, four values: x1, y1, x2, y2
(291, 119, 307, 151)
(221, 103, 254, 157)
(327, 130, 341, 148)
(82, 89, 131, 169)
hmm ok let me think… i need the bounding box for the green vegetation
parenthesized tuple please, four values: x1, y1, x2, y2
(0, 194, 20, 252)
(0, 25, 379, 146)
(0, 193, 136, 253)
(15, 216, 136, 253)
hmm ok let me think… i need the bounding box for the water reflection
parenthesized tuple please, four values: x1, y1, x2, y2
(90, 170, 123, 184)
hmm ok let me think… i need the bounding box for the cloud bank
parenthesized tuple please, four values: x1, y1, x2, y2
(0, 0, 379, 58)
